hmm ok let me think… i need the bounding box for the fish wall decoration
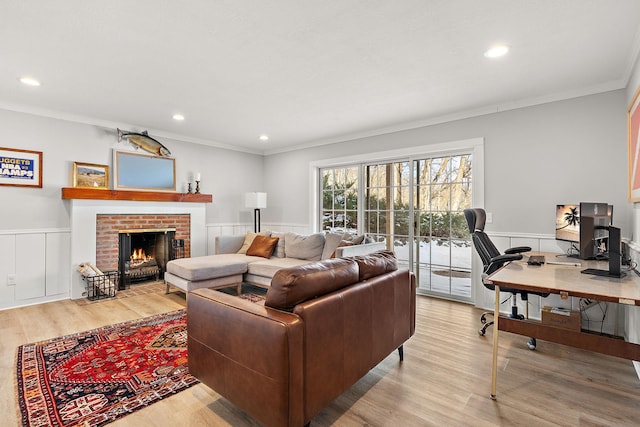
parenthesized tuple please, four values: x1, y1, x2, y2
(117, 128, 171, 157)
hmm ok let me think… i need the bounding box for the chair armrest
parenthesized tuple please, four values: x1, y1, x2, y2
(504, 246, 531, 255)
(214, 235, 245, 254)
(489, 253, 523, 264)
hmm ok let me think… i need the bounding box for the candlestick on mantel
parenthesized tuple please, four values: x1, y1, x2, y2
(196, 173, 201, 181)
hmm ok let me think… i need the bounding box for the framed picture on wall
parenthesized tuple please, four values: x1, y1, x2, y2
(0, 147, 43, 188)
(73, 162, 109, 189)
(628, 86, 640, 201)
(113, 150, 176, 191)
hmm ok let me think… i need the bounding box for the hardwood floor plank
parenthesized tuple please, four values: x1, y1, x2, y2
(2, 289, 639, 426)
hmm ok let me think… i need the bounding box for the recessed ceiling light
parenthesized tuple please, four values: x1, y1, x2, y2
(484, 45, 509, 58)
(172, 113, 185, 121)
(259, 135, 269, 142)
(19, 76, 41, 86)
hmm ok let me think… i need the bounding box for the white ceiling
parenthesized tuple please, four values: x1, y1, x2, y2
(2, 1, 640, 155)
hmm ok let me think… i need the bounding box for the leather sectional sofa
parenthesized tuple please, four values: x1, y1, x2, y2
(187, 251, 416, 427)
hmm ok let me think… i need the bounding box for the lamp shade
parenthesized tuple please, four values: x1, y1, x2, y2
(245, 192, 267, 209)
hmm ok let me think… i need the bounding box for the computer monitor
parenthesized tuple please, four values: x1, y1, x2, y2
(555, 204, 580, 243)
(555, 203, 613, 259)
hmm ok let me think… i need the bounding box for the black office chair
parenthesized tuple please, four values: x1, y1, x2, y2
(464, 208, 548, 350)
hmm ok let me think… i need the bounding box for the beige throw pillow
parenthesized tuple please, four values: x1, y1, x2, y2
(285, 232, 325, 261)
(237, 230, 271, 254)
(271, 231, 286, 258)
(321, 232, 345, 259)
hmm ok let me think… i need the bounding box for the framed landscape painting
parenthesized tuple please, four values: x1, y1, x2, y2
(73, 162, 109, 189)
(0, 147, 43, 188)
(629, 86, 640, 201)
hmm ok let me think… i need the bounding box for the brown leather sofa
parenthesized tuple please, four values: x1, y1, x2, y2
(187, 251, 416, 427)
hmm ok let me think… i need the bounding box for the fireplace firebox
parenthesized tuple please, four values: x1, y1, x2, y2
(118, 228, 176, 288)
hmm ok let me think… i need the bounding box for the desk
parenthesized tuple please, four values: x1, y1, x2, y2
(486, 253, 640, 399)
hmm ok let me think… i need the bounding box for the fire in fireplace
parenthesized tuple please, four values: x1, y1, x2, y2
(118, 228, 176, 288)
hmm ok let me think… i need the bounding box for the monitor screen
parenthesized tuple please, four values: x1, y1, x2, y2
(555, 204, 580, 243)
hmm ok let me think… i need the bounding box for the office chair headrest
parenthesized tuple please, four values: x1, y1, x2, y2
(464, 208, 486, 233)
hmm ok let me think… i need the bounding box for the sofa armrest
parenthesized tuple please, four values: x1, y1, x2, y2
(335, 241, 386, 258)
(214, 235, 245, 254)
(187, 288, 305, 427)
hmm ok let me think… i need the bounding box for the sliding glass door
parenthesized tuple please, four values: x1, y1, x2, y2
(320, 152, 473, 302)
(413, 155, 472, 300)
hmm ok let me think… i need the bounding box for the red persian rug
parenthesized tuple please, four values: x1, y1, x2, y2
(16, 309, 198, 427)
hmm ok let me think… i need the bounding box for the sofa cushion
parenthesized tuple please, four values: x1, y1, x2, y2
(285, 232, 325, 261)
(246, 235, 279, 258)
(237, 231, 271, 254)
(320, 232, 345, 260)
(247, 257, 313, 278)
(353, 250, 398, 281)
(166, 254, 258, 281)
(265, 258, 359, 311)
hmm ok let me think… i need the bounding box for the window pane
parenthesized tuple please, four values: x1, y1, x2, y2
(345, 211, 358, 233)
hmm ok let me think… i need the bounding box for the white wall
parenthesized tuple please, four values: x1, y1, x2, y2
(265, 90, 630, 237)
(0, 108, 264, 309)
(0, 108, 265, 228)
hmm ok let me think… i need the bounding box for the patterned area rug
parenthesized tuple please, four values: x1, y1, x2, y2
(16, 309, 197, 427)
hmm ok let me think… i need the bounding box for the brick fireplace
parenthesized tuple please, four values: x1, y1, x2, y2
(66, 195, 208, 300)
(95, 214, 191, 273)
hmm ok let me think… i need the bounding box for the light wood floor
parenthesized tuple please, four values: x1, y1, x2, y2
(2, 287, 640, 426)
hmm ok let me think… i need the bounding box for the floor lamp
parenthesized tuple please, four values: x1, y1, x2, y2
(245, 192, 267, 232)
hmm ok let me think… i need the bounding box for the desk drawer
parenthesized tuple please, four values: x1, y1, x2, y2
(541, 306, 581, 331)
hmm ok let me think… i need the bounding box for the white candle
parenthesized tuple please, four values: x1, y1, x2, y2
(196, 173, 201, 181)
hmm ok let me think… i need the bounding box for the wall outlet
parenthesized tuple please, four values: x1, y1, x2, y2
(486, 212, 493, 224)
(7, 274, 16, 286)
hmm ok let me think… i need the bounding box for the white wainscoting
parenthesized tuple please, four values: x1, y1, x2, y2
(0, 229, 70, 311)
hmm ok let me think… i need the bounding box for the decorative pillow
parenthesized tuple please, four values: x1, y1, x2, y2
(237, 230, 271, 254)
(285, 232, 325, 261)
(343, 233, 365, 245)
(331, 240, 354, 258)
(321, 232, 345, 259)
(271, 231, 286, 258)
(246, 235, 279, 258)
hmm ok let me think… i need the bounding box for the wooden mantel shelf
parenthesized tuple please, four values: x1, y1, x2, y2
(61, 187, 212, 203)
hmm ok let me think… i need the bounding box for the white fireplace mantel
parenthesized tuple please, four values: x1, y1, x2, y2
(68, 199, 206, 299)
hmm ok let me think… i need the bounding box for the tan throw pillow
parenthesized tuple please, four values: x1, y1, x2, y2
(237, 231, 271, 254)
(246, 235, 279, 258)
(321, 232, 345, 259)
(343, 233, 365, 245)
(271, 231, 286, 258)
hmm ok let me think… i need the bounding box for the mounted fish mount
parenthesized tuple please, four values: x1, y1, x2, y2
(117, 128, 171, 157)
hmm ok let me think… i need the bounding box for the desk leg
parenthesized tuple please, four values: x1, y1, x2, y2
(491, 285, 500, 399)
